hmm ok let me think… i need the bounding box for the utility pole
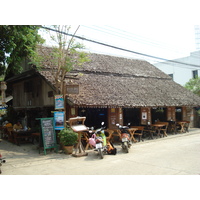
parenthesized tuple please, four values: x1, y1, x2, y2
(195, 25, 200, 50)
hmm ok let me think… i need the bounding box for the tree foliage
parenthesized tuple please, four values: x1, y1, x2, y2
(0, 25, 44, 78)
(184, 76, 200, 96)
(32, 25, 90, 94)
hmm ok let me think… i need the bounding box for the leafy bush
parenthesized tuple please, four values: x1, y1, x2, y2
(58, 128, 78, 146)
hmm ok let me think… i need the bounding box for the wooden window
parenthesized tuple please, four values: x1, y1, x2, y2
(24, 81, 33, 93)
(168, 74, 173, 79)
(48, 91, 54, 97)
(192, 70, 198, 79)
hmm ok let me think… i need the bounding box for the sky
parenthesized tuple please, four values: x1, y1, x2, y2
(3, 0, 200, 64)
(73, 24, 198, 62)
(34, 0, 200, 64)
(40, 22, 199, 64)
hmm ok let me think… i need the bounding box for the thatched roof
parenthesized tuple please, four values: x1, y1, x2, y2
(36, 51, 200, 108)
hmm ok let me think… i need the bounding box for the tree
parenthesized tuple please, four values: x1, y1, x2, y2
(32, 25, 90, 94)
(184, 76, 200, 96)
(32, 25, 90, 127)
(0, 25, 44, 79)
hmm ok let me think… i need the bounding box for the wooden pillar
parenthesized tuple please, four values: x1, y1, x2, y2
(119, 108, 123, 125)
(167, 107, 176, 121)
(182, 106, 187, 121)
(108, 107, 123, 129)
(66, 105, 78, 120)
(141, 107, 151, 125)
(185, 107, 194, 127)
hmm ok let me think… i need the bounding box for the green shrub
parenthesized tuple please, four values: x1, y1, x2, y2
(58, 128, 78, 146)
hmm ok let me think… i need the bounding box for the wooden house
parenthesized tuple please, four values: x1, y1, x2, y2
(6, 46, 200, 128)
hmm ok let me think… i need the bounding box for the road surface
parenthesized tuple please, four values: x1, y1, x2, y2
(1, 129, 200, 175)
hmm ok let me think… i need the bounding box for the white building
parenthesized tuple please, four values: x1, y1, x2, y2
(154, 50, 200, 86)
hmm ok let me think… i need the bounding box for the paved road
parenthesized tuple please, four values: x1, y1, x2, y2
(1, 129, 200, 175)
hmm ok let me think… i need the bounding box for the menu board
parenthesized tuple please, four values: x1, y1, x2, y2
(40, 118, 58, 155)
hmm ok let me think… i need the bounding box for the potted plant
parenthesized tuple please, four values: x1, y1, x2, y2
(58, 127, 78, 154)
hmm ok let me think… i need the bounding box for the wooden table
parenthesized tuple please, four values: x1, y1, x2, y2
(110, 129, 121, 143)
(176, 121, 187, 133)
(131, 126, 144, 142)
(128, 128, 138, 143)
(152, 124, 166, 138)
(82, 132, 95, 150)
(143, 125, 155, 139)
(167, 121, 177, 134)
(12, 130, 35, 146)
(154, 122, 169, 137)
(105, 129, 114, 146)
(84, 129, 114, 150)
(111, 128, 138, 143)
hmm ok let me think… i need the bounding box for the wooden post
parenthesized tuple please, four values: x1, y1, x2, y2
(63, 81, 67, 128)
(69, 117, 88, 157)
(1, 81, 7, 106)
(108, 108, 123, 129)
(167, 107, 176, 121)
(141, 107, 151, 125)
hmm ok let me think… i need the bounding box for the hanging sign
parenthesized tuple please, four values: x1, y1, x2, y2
(55, 95, 64, 110)
(54, 111, 65, 130)
(66, 85, 79, 94)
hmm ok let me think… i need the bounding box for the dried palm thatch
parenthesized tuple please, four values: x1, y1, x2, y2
(37, 49, 200, 108)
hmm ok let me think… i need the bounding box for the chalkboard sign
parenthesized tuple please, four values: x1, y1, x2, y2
(38, 118, 58, 155)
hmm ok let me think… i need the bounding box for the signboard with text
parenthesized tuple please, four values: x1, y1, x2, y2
(54, 111, 65, 130)
(66, 85, 79, 94)
(38, 118, 58, 155)
(55, 95, 64, 110)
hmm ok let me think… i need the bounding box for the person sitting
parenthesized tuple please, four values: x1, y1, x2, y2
(13, 121, 23, 131)
(3, 121, 13, 127)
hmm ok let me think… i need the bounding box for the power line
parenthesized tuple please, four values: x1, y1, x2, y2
(40, 26, 200, 68)
(83, 25, 200, 61)
(86, 25, 182, 54)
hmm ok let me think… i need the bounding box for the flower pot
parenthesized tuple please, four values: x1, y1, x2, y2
(63, 145, 74, 154)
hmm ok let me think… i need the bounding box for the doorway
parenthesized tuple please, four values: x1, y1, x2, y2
(175, 107, 182, 121)
(151, 107, 167, 123)
(78, 108, 108, 129)
(123, 108, 140, 126)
